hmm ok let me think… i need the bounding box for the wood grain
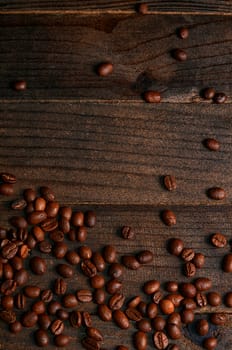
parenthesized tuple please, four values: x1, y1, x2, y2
(0, 0, 232, 14)
(1, 14, 232, 102)
(0, 102, 232, 206)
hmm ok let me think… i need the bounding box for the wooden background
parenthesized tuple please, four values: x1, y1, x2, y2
(0, 1, 232, 349)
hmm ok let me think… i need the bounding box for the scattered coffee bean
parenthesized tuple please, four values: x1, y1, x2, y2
(136, 319, 152, 333)
(57, 309, 69, 321)
(162, 210, 176, 226)
(62, 294, 78, 308)
(153, 331, 169, 349)
(97, 304, 112, 322)
(30, 256, 46, 275)
(121, 225, 135, 240)
(134, 331, 147, 350)
(125, 307, 142, 321)
(69, 310, 82, 328)
(21, 311, 38, 327)
(109, 293, 125, 311)
(137, 250, 154, 264)
(213, 92, 227, 104)
(93, 288, 106, 305)
(13, 80, 27, 91)
(147, 302, 158, 319)
(24, 285, 41, 298)
(165, 281, 178, 293)
(143, 90, 161, 103)
(106, 278, 122, 294)
(224, 292, 232, 307)
(0, 172, 17, 184)
(143, 280, 160, 294)
(196, 319, 209, 336)
(0, 183, 14, 196)
(40, 289, 53, 303)
(222, 253, 232, 272)
(32, 300, 46, 315)
(108, 262, 124, 278)
(159, 299, 175, 315)
(207, 292, 221, 306)
(76, 289, 93, 303)
(9, 320, 22, 333)
(11, 199, 27, 210)
(54, 334, 70, 347)
(91, 252, 106, 272)
(179, 283, 197, 298)
(81, 259, 97, 277)
(184, 262, 196, 277)
(166, 324, 182, 339)
(207, 187, 226, 200)
(103, 245, 117, 263)
(195, 277, 212, 291)
(210, 313, 227, 325)
(178, 27, 189, 39)
(0, 309, 16, 324)
(152, 316, 166, 331)
(168, 238, 184, 256)
(163, 175, 177, 191)
(203, 337, 217, 350)
(34, 329, 49, 347)
(1, 295, 14, 310)
(181, 248, 195, 262)
(172, 48, 187, 61)
(181, 309, 194, 324)
(82, 311, 92, 327)
(56, 264, 73, 278)
(196, 292, 207, 307)
(121, 255, 141, 270)
(82, 336, 100, 350)
(204, 138, 220, 151)
(211, 232, 227, 247)
(202, 87, 216, 100)
(40, 186, 55, 202)
(137, 3, 148, 14)
(181, 298, 197, 310)
(97, 62, 113, 77)
(47, 301, 62, 315)
(87, 327, 103, 341)
(113, 310, 130, 329)
(192, 253, 205, 268)
(50, 319, 64, 335)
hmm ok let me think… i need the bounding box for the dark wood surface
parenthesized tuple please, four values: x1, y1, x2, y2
(0, 3, 232, 350)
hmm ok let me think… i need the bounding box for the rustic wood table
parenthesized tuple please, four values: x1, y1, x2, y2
(0, 1, 232, 349)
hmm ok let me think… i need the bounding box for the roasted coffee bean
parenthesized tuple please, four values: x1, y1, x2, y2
(163, 175, 177, 191)
(9, 320, 22, 334)
(59, 206, 72, 220)
(195, 278, 212, 291)
(53, 242, 68, 259)
(125, 307, 142, 321)
(202, 87, 215, 100)
(136, 319, 151, 333)
(50, 319, 64, 335)
(40, 186, 55, 201)
(211, 232, 227, 247)
(0, 183, 14, 196)
(81, 259, 97, 277)
(108, 263, 123, 279)
(14, 268, 29, 286)
(184, 262, 196, 277)
(143, 280, 160, 295)
(179, 283, 197, 298)
(166, 324, 181, 339)
(162, 210, 176, 226)
(108, 293, 125, 311)
(35, 197, 46, 211)
(11, 199, 27, 210)
(82, 311, 92, 327)
(167, 312, 181, 326)
(222, 253, 232, 272)
(17, 228, 28, 241)
(152, 316, 166, 331)
(1, 279, 17, 295)
(1, 172, 16, 184)
(113, 310, 130, 329)
(71, 211, 84, 226)
(196, 292, 207, 307)
(178, 27, 189, 39)
(14, 293, 26, 309)
(45, 201, 59, 217)
(103, 245, 117, 263)
(137, 2, 148, 14)
(69, 310, 82, 328)
(30, 256, 46, 275)
(168, 238, 184, 256)
(76, 226, 87, 242)
(181, 248, 195, 262)
(18, 244, 29, 259)
(85, 210, 96, 227)
(137, 250, 154, 264)
(0, 310, 16, 324)
(203, 337, 217, 350)
(34, 329, 49, 347)
(56, 309, 69, 321)
(134, 331, 147, 350)
(106, 278, 122, 294)
(210, 313, 227, 325)
(10, 216, 28, 229)
(54, 334, 70, 347)
(39, 240, 52, 254)
(3, 263, 14, 280)
(128, 296, 141, 308)
(97, 62, 113, 77)
(207, 292, 221, 306)
(147, 303, 158, 319)
(13, 80, 27, 91)
(1, 295, 14, 310)
(41, 218, 58, 232)
(23, 188, 36, 202)
(172, 48, 187, 61)
(224, 292, 232, 307)
(143, 90, 161, 103)
(87, 327, 103, 341)
(47, 301, 62, 315)
(137, 301, 147, 316)
(192, 253, 205, 268)
(27, 211, 47, 225)
(24, 285, 41, 298)
(152, 291, 163, 304)
(82, 337, 100, 350)
(54, 278, 67, 295)
(122, 255, 141, 270)
(153, 331, 169, 349)
(97, 304, 112, 321)
(32, 300, 46, 315)
(196, 319, 209, 336)
(21, 311, 38, 327)
(93, 288, 106, 305)
(62, 294, 78, 308)
(204, 138, 220, 151)
(121, 225, 135, 239)
(181, 309, 194, 324)
(79, 245, 92, 259)
(49, 230, 64, 242)
(90, 274, 105, 289)
(10, 256, 23, 271)
(213, 92, 227, 104)
(65, 250, 80, 265)
(40, 289, 53, 303)
(181, 298, 197, 310)
(159, 299, 175, 315)
(56, 264, 73, 278)
(77, 289, 93, 303)
(165, 281, 178, 293)
(207, 187, 226, 200)
(91, 252, 105, 272)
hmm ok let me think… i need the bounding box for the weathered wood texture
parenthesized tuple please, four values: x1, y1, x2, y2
(0, 0, 232, 14)
(0, 102, 231, 206)
(1, 14, 232, 102)
(0, 205, 232, 350)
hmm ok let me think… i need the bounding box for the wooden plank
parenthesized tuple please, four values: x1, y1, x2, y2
(0, 204, 232, 350)
(0, 14, 232, 102)
(0, 102, 231, 206)
(0, 0, 232, 14)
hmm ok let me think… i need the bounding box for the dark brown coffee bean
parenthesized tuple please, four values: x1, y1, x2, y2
(40, 186, 55, 201)
(106, 278, 122, 294)
(18, 244, 29, 259)
(47, 301, 62, 315)
(77, 289, 93, 303)
(93, 288, 106, 305)
(184, 262, 196, 277)
(69, 310, 82, 328)
(196, 292, 207, 307)
(34, 329, 49, 347)
(147, 303, 158, 319)
(11, 199, 27, 210)
(168, 238, 183, 256)
(14, 268, 29, 286)
(41, 217, 58, 232)
(65, 250, 80, 265)
(32, 300, 46, 315)
(207, 292, 221, 306)
(121, 255, 140, 270)
(13, 80, 26, 91)
(86, 327, 103, 341)
(50, 319, 64, 335)
(153, 331, 169, 349)
(76, 226, 87, 241)
(222, 253, 232, 272)
(23, 188, 36, 202)
(10, 256, 23, 271)
(90, 274, 105, 289)
(17, 228, 28, 241)
(163, 175, 177, 191)
(113, 310, 130, 329)
(137, 301, 147, 316)
(178, 27, 189, 39)
(204, 138, 220, 151)
(9, 321, 22, 334)
(153, 291, 163, 304)
(82, 311, 92, 327)
(45, 201, 59, 217)
(24, 285, 41, 298)
(121, 225, 135, 240)
(134, 331, 147, 350)
(136, 319, 151, 333)
(56, 264, 73, 278)
(3, 263, 14, 280)
(1, 295, 14, 310)
(224, 292, 232, 307)
(207, 187, 226, 200)
(166, 324, 182, 339)
(165, 281, 178, 293)
(54, 334, 70, 347)
(62, 294, 78, 308)
(203, 337, 217, 350)
(179, 283, 197, 298)
(143, 90, 161, 103)
(79, 245, 92, 259)
(162, 210, 176, 226)
(192, 253, 205, 268)
(10, 216, 28, 229)
(53, 242, 68, 259)
(195, 278, 212, 291)
(1, 172, 16, 184)
(143, 280, 160, 295)
(167, 312, 181, 326)
(0, 310, 16, 324)
(21, 311, 38, 327)
(97, 304, 112, 321)
(196, 319, 209, 336)
(108, 293, 125, 311)
(181, 248, 195, 262)
(1, 279, 17, 295)
(137, 2, 148, 14)
(49, 230, 64, 242)
(211, 233, 227, 247)
(159, 299, 175, 315)
(35, 197, 47, 211)
(137, 250, 154, 264)
(97, 62, 113, 77)
(81, 259, 97, 277)
(108, 263, 123, 279)
(39, 240, 52, 254)
(82, 337, 100, 350)
(38, 314, 51, 330)
(14, 293, 26, 309)
(172, 48, 187, 61)
(127, 296, 141, 308)
(213, 92, 227, 104)
(27, 211, 47, 225)
(54, 278, 67, 295)
(152, 316, 166, 331)
(30, 256, 46, 275)
(71, 211, 84, 226)
(91, 252, 106, 272)
(202, 87, 215, 100)
(103, 245, 117, 263)
(59, 206, 72, 220)
(210, 313, 227, 325)
(181, 298, 197, 310)
(181, 309, 194, 324)
(125, 307, 142, 321)
(40, 289, 53, 303)
(56, 309, 69, 321)
(0, 183, 14, 196)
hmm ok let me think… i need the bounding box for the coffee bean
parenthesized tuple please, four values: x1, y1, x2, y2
(222, 253, 232, 272)
(152, 291, 163, 304)
(127, 296, 141, 308)
(90, 274, 105, 289)
(81, 259, 97, 277)
(3, 263, 14, 280)
(1, 172, 16, 184)
(121, 225, 135, 240)
(11, 199, 27, 210)
(34, 197, 46, 211)
(59, 206, 72, 220)
(62, 294, 78, 308)
(54, 334, 70, 347)
(159, 299, 175, 315)
(134, 331, 147, 350)
(18, 244, 29, 259)
(207, 187, 226, 200)
(53, 242, 68, 259)
(137, 250, 154, 264)
(91, 252, 106, 272)
(9, 321, 22, 334)
(56, 264, 73, 278)
(69, 310, 82, 328)
(153, 331, 169, 349)
(21, 311, 38, 327)
(103, 245, 117, 263)
(224, 292, 232, 307)
(14, 293, 26, 309)
(196, 319, 209, 336)
(203, 337, 217, 350)
(30, 256, 46, 275)
(178, 27, 189, 39)
(93, 288, 106, 305)
(13, 80, 26, 91)
(86, 327, 103, 341)
(162, 210, 176, 226)
(108, 262, 124, 278)
(137, 301, 147, 316)
(137, 3, 148, 14)
(113, 310, 130, 329)
(1, 242, 18, 259)
(14, 268, 29, 286)
(40, 186, 55, 201)
(76, 226, 87, 242)
(204, 138, 220, 151)
(210, 313, 227, 325)
(40, 289, 53, 303)
(181, 309, 194, 324)
(181, 248, 195, 262)
(195, 278, 212, 291)
(82, 337, 100, 350)
(152, 316, 166, 331)
(79, 245, 92, 259)
(56, 309, 69, 321)
(77, 289, 93, 303)
(97, 62, 113, 77)
(179, 283, 197, 298)
(136, 319, 151, 333)
(106, 278, 122, 294)
(54, 278, 67, 295)
(122, 255, 141, 270)
(207, 292, 221, 306)
(47, 301, 62, 315)
(10, 216, 28, 229)
(82, 311, 92, 327)
(213, 92, 227, 104)
(41, 217, 58, 232)
(184, 262, 196, 277)
(1, 295, 14, 310)
(50, 319, 64, 335)
(143, 280, 160, 295)
(163, 175, 177, 191)
(211, 233, 227, 247)
(181, 298, 197, 310)
(1, 279, 17, 295)
(165, 281, 178, 293)
(172, 48, 187, 61)
(34, 329, 49, 347)
(168, 238, 184, 256)
(97, 304, 112, 321)
(38, 314, 51, 330)
(0, 310, 16, 324)
(166, 324, 182, 339)
(125, 307, 142, 321)
(10, 256, 23, 271)
(49, 230, 64, 242)
(28, 211, 48, 225)
(192, 253, 205, 269)
(0, 183, 14, 196)
(71, 211, 84, 226)
(147, 303, 158, 319)
(32, 300, 46, 315)
(45, 201, 59, 217)
(65, 250, 80, 265)
(196, 292, 207, 307)
(202, 87, 215, 100)
(143, 91, 161, 103)
(59, 217, 70, 234)
(167, 312, 181, 326)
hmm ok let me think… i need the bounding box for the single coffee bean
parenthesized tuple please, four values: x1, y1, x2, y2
(192, 253, 205, 268)
(224, 292, 232, 307)
(14, 293, 26, 309)
(137, 301, 147, 316)
(91, 252, 106, 272)
(65, 250, 80, 265)
(179, 283, 197, 298)
(14, 268, 29, 286)
(11, 199, 27, 210)
(134, 330, 147, 350)
(166, 324, 182, 339)
(204, 138, 220, 151)
(18, 244, 29, 259)
(13, 80, 27, 91)
(125, 307, 142, 321)
(40, 186, 55, 201)
(178, 27, 189, 39)
(159, 299, 175, 315)
(50, 319, 64, 335)
(97, 62, 113, 77)
(45, 201, 59, 217)
(163, 175, 177, 191)
(56, 264, 73, 278)
(143, 280, 160, 295)
(0, 310, 16, 324)
(0, 183, 14, 196)
(41, 289, 53, 303)
(77, 289, 93, 303)
(59, 206, 72, 220)
(82, 311, 92, 327)
(210, 313, 227, 325)
(152, 316, 166, 331)
(136, 319, 151, 333)
(10, 256, 23, 271)
(181, 309, 194, 324)
(203, 337, 217, 350)
(10, 216, 28, 229)
(106, 278, 122, 294)
(147, 303, 158, 319)
(47, 301, 62, 315)
(121, 225, 135, 240)
(162, 210, 176, 226)
(1, 172, 16, 183)
(2, 242, 18, 259)
(168, 238, 184, 256)
(172, 48, 187, 61)
(121, 255, 141, 270)
(207, 187, 226, 200)
(32, 300, 46, 315)
(103, 245, 117, 263)
(1, 279, 17, 295)
(153, 331, 169, 349)
(108, 262, 124, 278)
(167, 312, 181, 326)
(86, 327, 103, 341)
(71, 211, 84, 226)
(59, 217, 70, 234)
(81, 259, 97, 278)
(196, 292, 207, 307)
(3, 263, 13, 280)
(41, 217, 58, 232)
(76, 226, 87, 242)
(21, 311, 38, 327)
(165, 281, 178, 293)
(181, 248, 195, 262)
(39, 240, 52, 254)
(195, 278, 212, 291)
(222, 253, 232, 272)
(137, 250, 154, 264)
(69, 310, 82, 328)
(137, 3, 148, 14)
(57, 309, 69, 321)
(1, 295, 14, 310)
(196, 319, 209, 336)
(93, 288, 106, 305)
(152, 291, 163, 304)
(127, 296, 141, 308)
(211, 233, 227, 247)
(23, 188, 36, 202)
(53, 242, 68, 259)
(38, 314, 51, 330)
(202, 87, 215, 100)
(207, 292, 221, 306)
(9, 320, 22, 334)
(85, 210, 96, 227)
(49, 230, 64, 242)
(54, 278, 67, 295)
(30, 256, 46, 275)
(82, 337, 100, 350)
(27, 211, 47, 225)
(181, 298, 197, 310)
(90, 274, 105, 289)
(184, 262, 196, 277)
(113, 310, 130, 329)
(97, 304, 112, 322)
(62, 294, 78, 308)
(54, 334, 70, 347)
(213, 92, 227, 104)
(143, 91, 161, 103)
(35, 197, 46, 211)
(34, 329, 49, 347)
(79, 245, 92, 260)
